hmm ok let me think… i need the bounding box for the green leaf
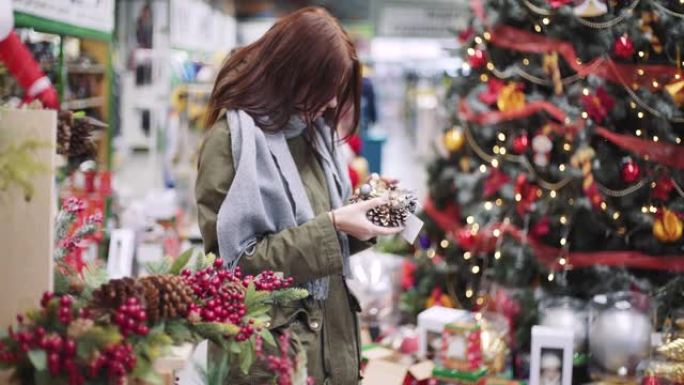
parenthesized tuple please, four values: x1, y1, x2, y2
(28, 350, 46, 371)
(239, 340, 255, 375)
(132, 358, 163, 385)
(170, 248, 195, 275)
(34, 370, 52, 385)
(144, 257, 173, 275)
(165, 320, 194, 343)
(81, 263, 108, 300)
(194, 252, 216, 272)
(247, 303, 270, 318)
(53, 269, 71, 295)
(245, 281, 257, 305)
(260, 329, 276, 347)
(229, 340, 242, 354)
(268, 288, 309, 305)
(77, 326, 122, 360)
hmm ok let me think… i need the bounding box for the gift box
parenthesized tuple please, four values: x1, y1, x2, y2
(362, 344, 435, 385)
(442, 319, 484, 371)
(432, 365, 488, 385)
(417, 306, 471, 358)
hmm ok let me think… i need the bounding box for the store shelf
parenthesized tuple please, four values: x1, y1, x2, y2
(62, 96, 105, 110)
(67, 64, 106, 75)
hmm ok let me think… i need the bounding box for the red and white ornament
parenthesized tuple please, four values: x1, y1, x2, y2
(468, 48, 487, 70)
(532, 133, 553, 167)
(620, 158, 641, 184)
(613, 34, 635, 59)
(512, 132, 530, 154)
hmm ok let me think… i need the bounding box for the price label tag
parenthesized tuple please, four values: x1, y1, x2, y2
(401, 214, 424, 244)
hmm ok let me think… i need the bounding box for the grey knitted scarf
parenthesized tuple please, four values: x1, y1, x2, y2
(216, 109, 351, 300)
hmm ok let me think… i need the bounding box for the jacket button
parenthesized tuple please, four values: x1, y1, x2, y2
(309, 321, 320, 330)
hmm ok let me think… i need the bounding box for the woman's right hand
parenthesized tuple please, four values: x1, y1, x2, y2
(330, 197, 404, 241)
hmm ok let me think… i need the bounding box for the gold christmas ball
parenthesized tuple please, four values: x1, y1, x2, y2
(654, 208, 683, 243)
(443, 127, 465, 152)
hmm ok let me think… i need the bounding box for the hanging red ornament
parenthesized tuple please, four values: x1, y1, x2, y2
(468, 49, 487, 69)
(652, 176, 675, 201)
(620, 158, 641, 184)
(531, 216, 551, 238)
(512, 133, 530, 154)
(479, 78, 505, 105)
(514, 174, 540, 215)
(613, 34, 635, 59)
(581, 86, 615, 123)
(457, 229, 477, 250)
(483, 168, 510, 198)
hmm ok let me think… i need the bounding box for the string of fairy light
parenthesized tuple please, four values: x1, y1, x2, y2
(428, 1, 684, 296)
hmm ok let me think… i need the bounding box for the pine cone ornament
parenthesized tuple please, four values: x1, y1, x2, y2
(138, 275, 194, 323)
(57, 110, 73, 155)
(91, 277, 144, 310)
(351, 174, 417, 228)
(69, 117, 97, 158)
(659, 339, 684, 362)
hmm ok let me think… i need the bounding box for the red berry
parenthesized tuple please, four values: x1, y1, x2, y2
(41, 292, 54, 307)
(65, 339, 76, 356)
(136, 325, 149, 336)
(60, 295, 73, 307)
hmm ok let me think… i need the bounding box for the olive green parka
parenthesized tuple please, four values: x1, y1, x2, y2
(196, 116, 370, 384)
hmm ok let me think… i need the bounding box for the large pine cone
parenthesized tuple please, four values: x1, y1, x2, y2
(138, 275, 194, 323)
(91, 277, 144, 309)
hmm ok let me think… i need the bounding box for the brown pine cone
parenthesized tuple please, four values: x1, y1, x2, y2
(138, 275, 194, 323)
(91, 277, 144, 310)
(57, 110, 73, 155)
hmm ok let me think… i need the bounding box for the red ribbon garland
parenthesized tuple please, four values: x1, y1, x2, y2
(487, 25, 680, 93)
(596, 127, 684, 170)
(423, 197, 684, 272)
(460, 99, 684, 169)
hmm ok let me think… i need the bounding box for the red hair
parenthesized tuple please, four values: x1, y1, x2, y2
(206, 7, 361, 137)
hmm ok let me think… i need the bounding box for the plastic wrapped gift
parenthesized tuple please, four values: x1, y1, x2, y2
(417, 306, 471, 358)
(442, 317, 484, 372)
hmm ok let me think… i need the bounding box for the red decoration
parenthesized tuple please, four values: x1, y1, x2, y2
(457, 229, 477, 250)
(641, 372, 661, 385)
(458, 27, 475, 43)
(512, 133, 529, 154)
(514, 174, 540, 215)
(401, 260, 417, 290)
(479, 78, 505, 105)
(596, 127, 684, 170)
(613, 34, 635, 59)
(621, 158, 641, 184)
(531, 216, 551, 238)
(582, 87, 615, 123)
(424, 197, 684, 272)
(487, 24, 680, 94)
(652, 176, 675, 201)
(548, 0, 573, 7)
(468, 49, 487, 69)
(483, 168, 510, 198)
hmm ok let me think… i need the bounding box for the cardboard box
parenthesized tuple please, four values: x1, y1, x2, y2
(362, 345, 435, 385)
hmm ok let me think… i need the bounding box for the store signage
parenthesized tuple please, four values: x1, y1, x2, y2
(13, 0, 115, 33)
(375, 0, 469, 38)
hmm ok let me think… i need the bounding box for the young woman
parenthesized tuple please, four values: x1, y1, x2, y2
(196, 7, 402, 384)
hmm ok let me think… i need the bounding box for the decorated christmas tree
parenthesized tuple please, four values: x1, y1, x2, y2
(406, 0, 684, 362)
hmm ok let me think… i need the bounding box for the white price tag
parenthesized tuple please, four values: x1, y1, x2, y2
(401, 214, 424, 244)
